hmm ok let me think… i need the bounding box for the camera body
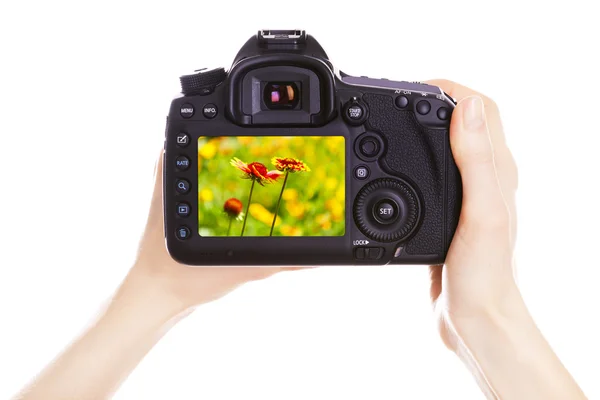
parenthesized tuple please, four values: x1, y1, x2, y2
(164, 30, 461, 266)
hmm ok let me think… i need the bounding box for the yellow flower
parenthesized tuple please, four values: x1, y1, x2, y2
(249, 203, 280, 226)
(271, 157, 310, 173)
(316, 214, 332, 230)
(286, 201, 305, 218)
(280, 225, 302, 236)
(336, 184, 345, 202)
(326, 136, 345, 153)
(237, 137, 254, 145)
(282, 188, 298, 201)
(326, 199, 344, 221)
(325, 177, 338, 191)
(315, 169, 327, 182)
(199, 141, 217, 159)
(200, 188, 214, 202)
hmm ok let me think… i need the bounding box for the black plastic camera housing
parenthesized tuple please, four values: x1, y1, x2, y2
(164, 30, 461, 266)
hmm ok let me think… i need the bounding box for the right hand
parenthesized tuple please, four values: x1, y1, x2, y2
(426, 80, 519, 351)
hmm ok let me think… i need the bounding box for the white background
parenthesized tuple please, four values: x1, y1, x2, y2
(1, 1, 599, 399)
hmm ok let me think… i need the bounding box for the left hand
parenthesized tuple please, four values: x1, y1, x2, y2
(128, 150, 300, 314)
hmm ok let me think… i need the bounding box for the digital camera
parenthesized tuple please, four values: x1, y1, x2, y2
(163, 30, 461, 266)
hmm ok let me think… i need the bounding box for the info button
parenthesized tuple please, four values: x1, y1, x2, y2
(203, 103, 218, 119)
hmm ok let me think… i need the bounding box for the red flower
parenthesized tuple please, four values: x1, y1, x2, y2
(230, 157, 282, 185)
(271, 157, 311, 173)
(224, 198, 243, 217)
(223, 197, 244, 219)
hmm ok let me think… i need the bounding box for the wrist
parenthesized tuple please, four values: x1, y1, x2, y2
(452, 283, 531, 349)
(449, 287, 586, 399)
(108, 267, 192, 328)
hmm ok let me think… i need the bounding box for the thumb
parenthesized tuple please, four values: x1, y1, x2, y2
(450, 96, 507, 224)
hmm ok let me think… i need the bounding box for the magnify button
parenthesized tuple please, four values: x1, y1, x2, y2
(175, 179, 190, 194)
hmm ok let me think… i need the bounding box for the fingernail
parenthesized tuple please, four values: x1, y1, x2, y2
(462, 96, 485, 131)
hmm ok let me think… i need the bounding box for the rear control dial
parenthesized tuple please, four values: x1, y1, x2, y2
(353, 178, 420, 243)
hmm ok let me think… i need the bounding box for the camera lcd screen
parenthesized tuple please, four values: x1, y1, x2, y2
(197, 136, 345, 237)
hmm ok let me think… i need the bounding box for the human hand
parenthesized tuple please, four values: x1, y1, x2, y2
(427, 80, 519, 351)
(127, 150, 298, 315)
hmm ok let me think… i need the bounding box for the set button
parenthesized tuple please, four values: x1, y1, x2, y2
(373, 199, 399, 224)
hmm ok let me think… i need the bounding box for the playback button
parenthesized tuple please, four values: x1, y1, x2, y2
(176, 203, 191, 217)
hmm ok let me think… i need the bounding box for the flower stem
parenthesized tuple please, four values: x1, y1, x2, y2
(226, 216, 233, 236)
(240, 179, 256, 236)
(269, 171, 289, 236)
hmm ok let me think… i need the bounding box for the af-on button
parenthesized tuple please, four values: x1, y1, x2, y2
(395, 95, 409, 109)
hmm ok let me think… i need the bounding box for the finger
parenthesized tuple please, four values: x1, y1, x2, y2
(451, 96, 508, 226)
(233, 266, 315, 280)
(429, 264, 443, 304)
(426, 79, 518, 193)
(145, 149, 165, 232)
(429, 79, 517, 243)
(426, 79, 504, 139)
(226, 267, 284, 283)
